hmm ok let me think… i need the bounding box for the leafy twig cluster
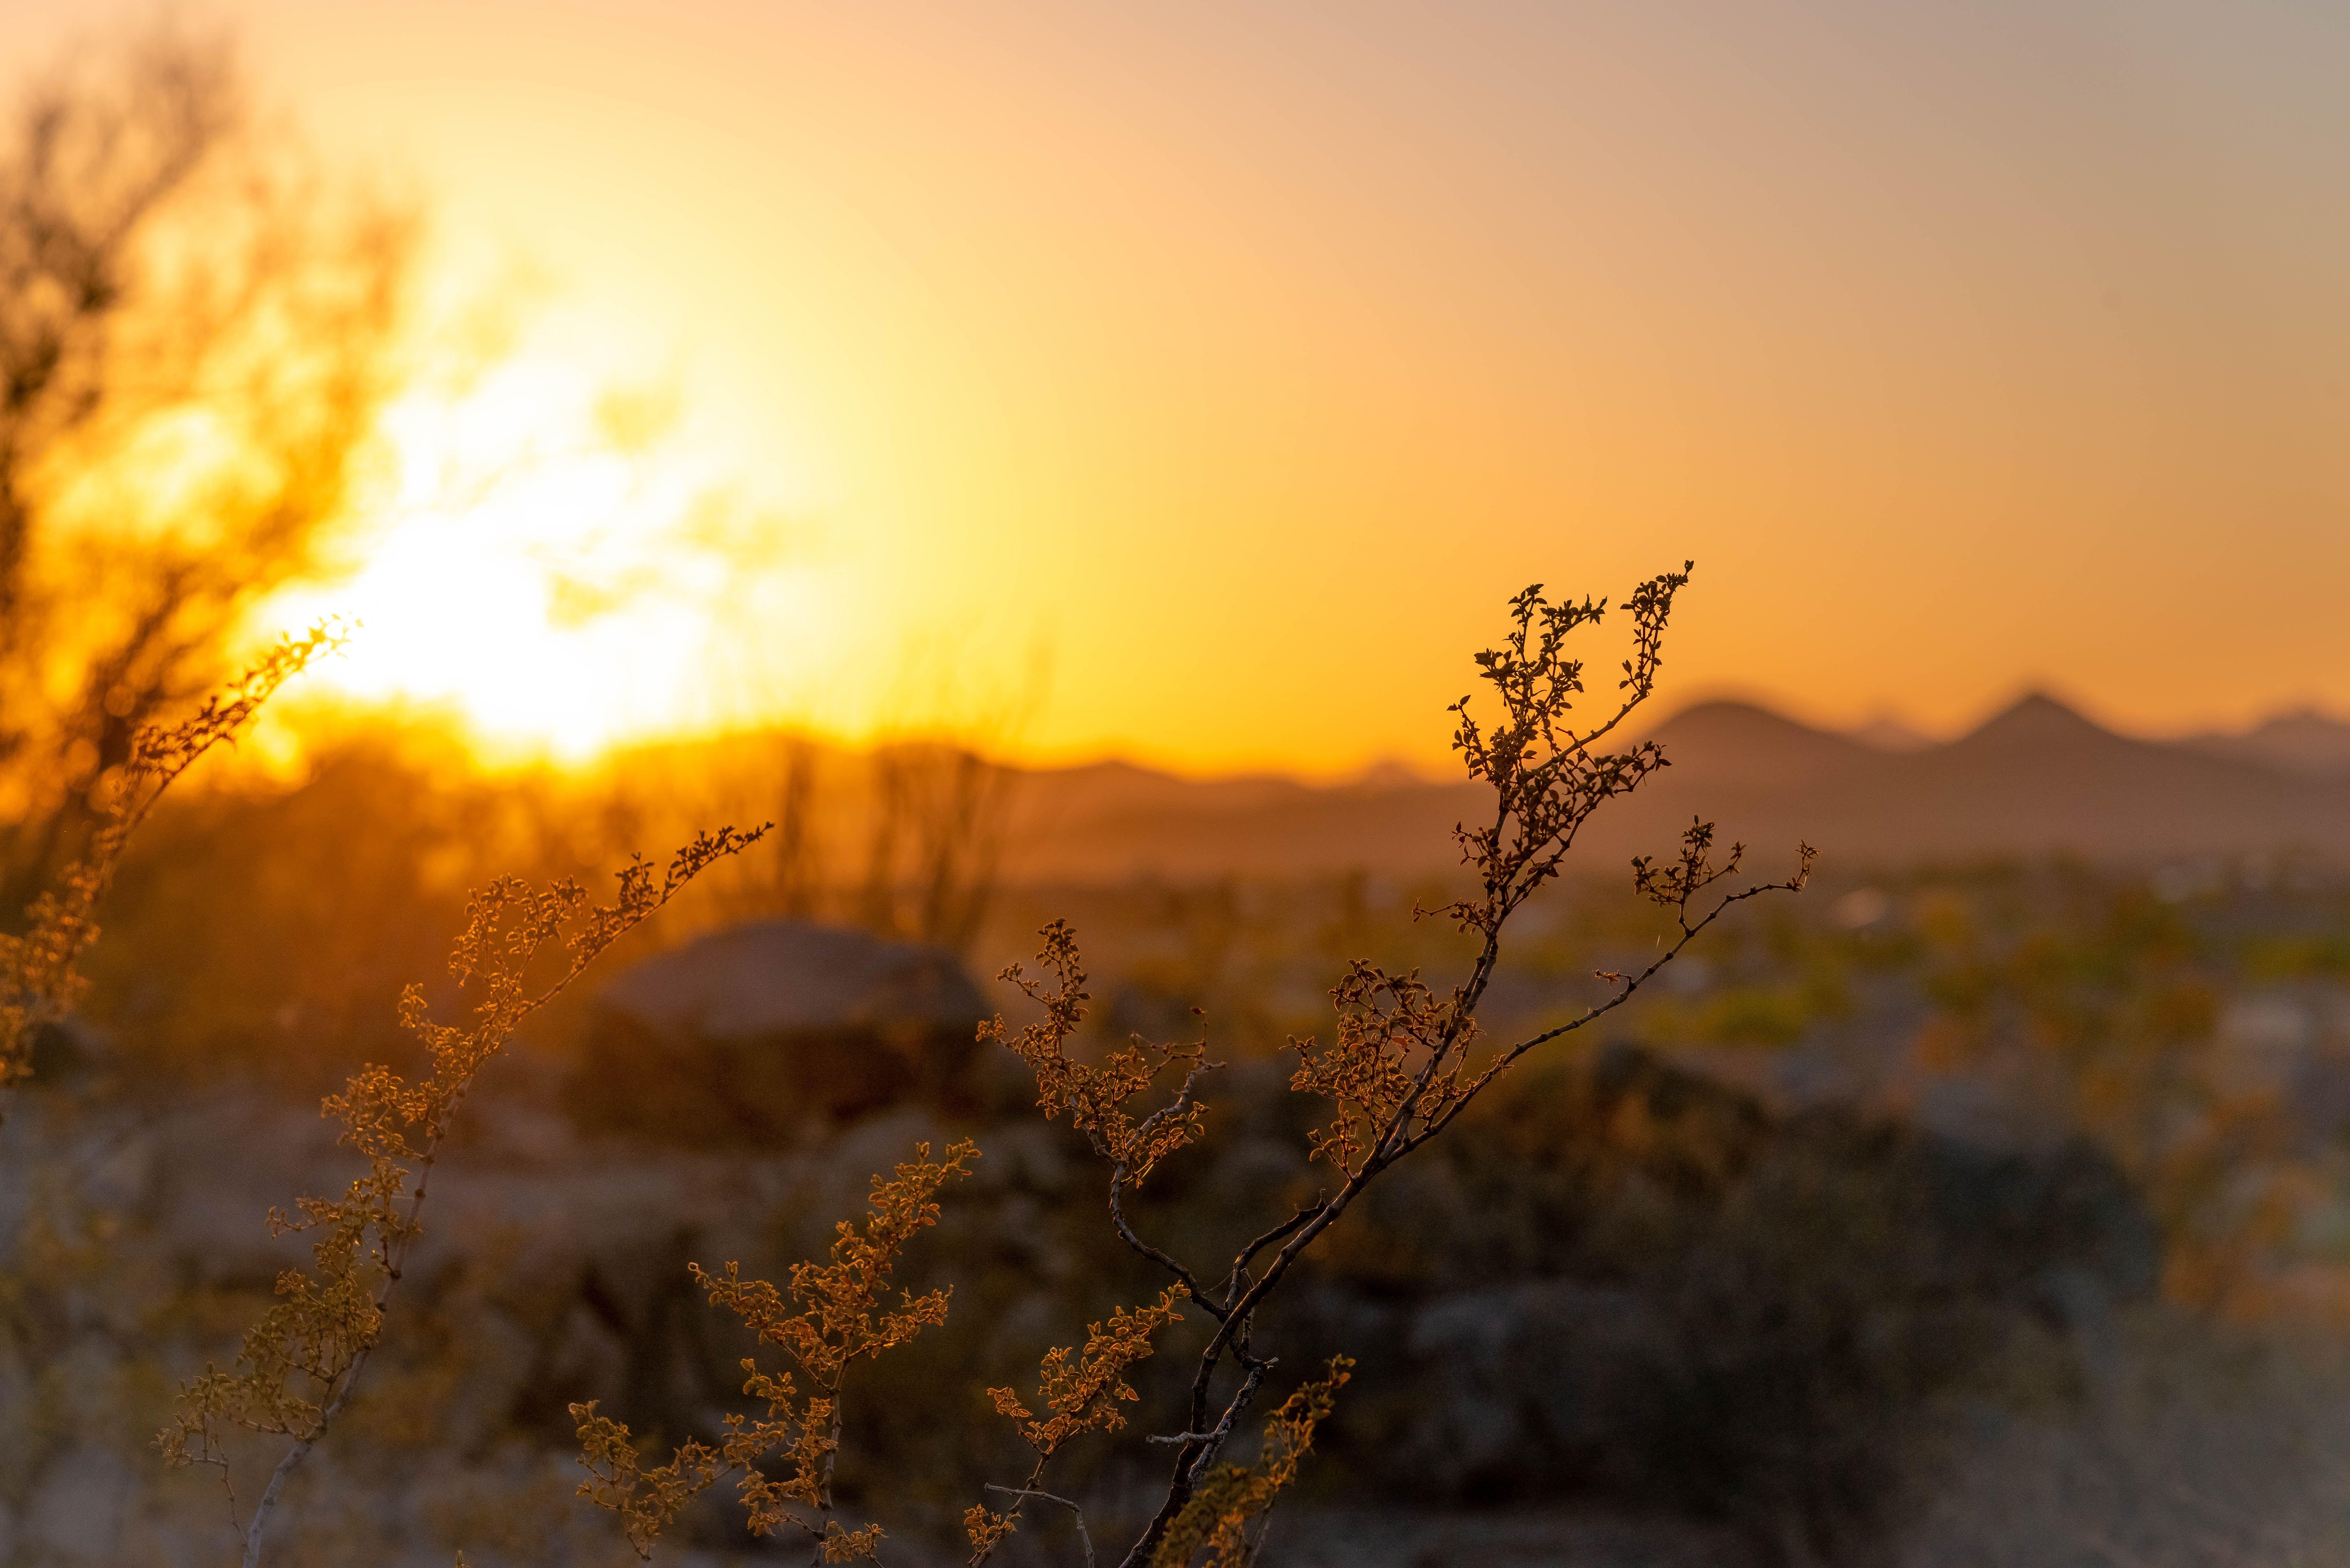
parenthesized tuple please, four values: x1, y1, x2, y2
(967, 1286, 1189, 1562)
(0, 624, 344, 1106)
(1148, 1357, 1352, 1568)
(574, 1140, 979, 1564)
(158, 822, 767, 1567)
(987, 920, 1217, 1185)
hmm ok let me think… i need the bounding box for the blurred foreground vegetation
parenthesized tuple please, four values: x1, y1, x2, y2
(9, 727, 2350, 1564)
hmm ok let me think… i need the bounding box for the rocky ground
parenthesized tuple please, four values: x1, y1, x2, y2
(7, 876, 2350, 1568)
(0, 1050, 2299, 1568)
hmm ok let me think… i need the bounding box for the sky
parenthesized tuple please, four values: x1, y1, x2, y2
(7, 0, 2348, 776)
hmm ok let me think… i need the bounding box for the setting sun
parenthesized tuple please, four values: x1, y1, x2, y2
(262, 338, 839, 762)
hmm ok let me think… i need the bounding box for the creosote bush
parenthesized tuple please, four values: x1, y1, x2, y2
(563, 567, 1811, 1568)
(157, 820, 767, 1567)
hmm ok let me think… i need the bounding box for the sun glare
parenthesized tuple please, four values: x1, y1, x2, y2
(261, 347, 836, 765)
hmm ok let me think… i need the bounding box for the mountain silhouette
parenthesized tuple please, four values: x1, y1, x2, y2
(996, 694, 2350, 881)
(2188, 708, 2350, 780)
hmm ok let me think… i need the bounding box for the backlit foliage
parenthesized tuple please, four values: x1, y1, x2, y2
(159, 823, 765, 1567)
(992, 1288, 1187, 1458)
(966, 1288, 1188, 1562)
(571, 1414, 726, 1559)
(1148, 1357, 1352, 1568)
(1289, 963, 1456, 1178)
(572, 1140, 978, 1561)
(986, 919, 1215, 1183)
(0, 624, 339, 1107)
(1446, 573, 1686, 937)
(1288, 575, 1812, 1182)
(566, 569, 1808, 1568)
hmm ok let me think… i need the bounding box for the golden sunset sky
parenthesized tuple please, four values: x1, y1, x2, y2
(9, 1, 2346, 775)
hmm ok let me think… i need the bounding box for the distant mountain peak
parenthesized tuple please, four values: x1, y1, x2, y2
(1959, 691, 2116, 749)
(1640, 697, 1872, 788)
(987, 685, 2350, 880)
(1650, 697, 1849, 743)
(2190, 705, 2350, 779)
(2246, 706, 2350, 742)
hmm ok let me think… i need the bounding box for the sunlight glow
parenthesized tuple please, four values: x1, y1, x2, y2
(263, 345, 838, 765)
(201, 0, 2350, 772)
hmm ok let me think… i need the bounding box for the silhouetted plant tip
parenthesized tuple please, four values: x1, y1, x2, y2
(563, 568, 1808, 1568)
(0, 623, 343, 1111)
(158, 819, 767, 1568)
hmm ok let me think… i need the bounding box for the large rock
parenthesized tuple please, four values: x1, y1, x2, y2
(566, 920, 989, 1142)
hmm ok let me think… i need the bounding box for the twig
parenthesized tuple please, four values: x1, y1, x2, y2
(1183, 1362, 1269, 1484)
(986, 1485, 1098, 1568)
(1109, 1164, 1227, 1320)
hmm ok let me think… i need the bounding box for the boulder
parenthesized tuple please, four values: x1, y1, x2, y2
(565, 920, 989, 1142)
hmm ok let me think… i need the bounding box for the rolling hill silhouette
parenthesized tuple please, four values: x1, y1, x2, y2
(997, 695, 2350, 881)
(2187, 708, 2350, 779)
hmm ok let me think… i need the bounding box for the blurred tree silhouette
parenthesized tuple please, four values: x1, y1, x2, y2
(0, 26, 412, 918)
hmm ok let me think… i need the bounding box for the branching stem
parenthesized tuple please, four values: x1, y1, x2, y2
(985, 1485, 1099, 1568)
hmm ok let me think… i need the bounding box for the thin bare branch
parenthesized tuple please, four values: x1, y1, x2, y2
(984, 1486, 1098, 1568)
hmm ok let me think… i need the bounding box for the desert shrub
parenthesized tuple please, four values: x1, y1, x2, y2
(554, 569, 1813, 1568)
(156, 822, 767, 1566)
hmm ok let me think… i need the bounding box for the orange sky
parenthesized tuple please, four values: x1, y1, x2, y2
(9, 1, 2348, 776)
